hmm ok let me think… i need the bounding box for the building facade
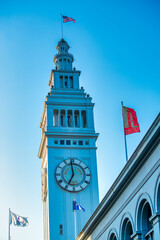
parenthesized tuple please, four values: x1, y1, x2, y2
(38, 39, 99, 240)
(77, 113, 160, 240)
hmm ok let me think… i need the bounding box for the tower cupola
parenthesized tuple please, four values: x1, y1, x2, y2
(53, 39, 74, 71)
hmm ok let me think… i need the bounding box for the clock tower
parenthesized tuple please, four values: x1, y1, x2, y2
(38, 39, 99, 240)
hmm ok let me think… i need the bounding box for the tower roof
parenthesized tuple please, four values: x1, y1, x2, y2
(56, 38, 70, 50)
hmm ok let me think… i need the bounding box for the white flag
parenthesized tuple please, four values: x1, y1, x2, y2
(10, 211, 29, 227)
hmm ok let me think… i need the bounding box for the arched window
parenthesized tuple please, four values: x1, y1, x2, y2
(81, 111, 87, 128)
(64, 76, 68, 88)
(74, 110, 79, 127)
(67, 110, 72, 127)
(70, 76, 73, 88)
(60, 110, 65, 127)
(137, 200, 153, 239)
(109, 233, 117, 240)
(121, 218, 133, 240)
(107, 229, 118, 240)
(60, 76, 63, 88)
(157, 184, 160, 212)
(53, 110, 58, 127)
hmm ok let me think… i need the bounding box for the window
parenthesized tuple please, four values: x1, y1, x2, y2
(67, 110, 72, 127)
(73, 140, 77, 145)
(65, 76, 68, 88)
(81, 111, 87, 128)
(78, 140, 83, 146)
(60, 110, 65, 126)
(53, 110, 58, 127)
(54, 140, 58, 144)
(66, 140, 71, 145)
(74, 110, 79, 127)
(60, 140, 65, 145)
(59, 224, 63, 235)
(85, 140, 89, 145)
(70, 76, 73, 88)
(60, 76, 63, 88)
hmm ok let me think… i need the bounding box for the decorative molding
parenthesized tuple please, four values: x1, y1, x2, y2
(41, 168, 48, 202)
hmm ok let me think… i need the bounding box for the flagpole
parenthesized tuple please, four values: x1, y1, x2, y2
(8, 208, 11, 240)
(60, 14, 63, 38)
(121, 101, 128, 162)
(73, 198, 77, 240)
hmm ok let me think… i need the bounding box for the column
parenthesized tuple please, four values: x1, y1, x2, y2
(79, 110, 82, 128)
(72, 110, 75, 127)
(58, 109, 61, 127)
(65, 110, 68, 127)
(150, 213, 160, 240)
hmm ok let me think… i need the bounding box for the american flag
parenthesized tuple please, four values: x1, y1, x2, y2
(62, 16, 75, 23)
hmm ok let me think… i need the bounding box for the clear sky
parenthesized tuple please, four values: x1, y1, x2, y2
(0, 0, 160, 239)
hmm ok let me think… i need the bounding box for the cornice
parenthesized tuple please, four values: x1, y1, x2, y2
(38, 133, 47, 158)
(40, 103, 46, 128)
(52, 69, 81, 75)
(47, 146, 97, 150)
(45, 102, 94, 107)
(45, 132, 99, 139)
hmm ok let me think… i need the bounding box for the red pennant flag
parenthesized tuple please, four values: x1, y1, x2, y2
(122, 106, 140, 135)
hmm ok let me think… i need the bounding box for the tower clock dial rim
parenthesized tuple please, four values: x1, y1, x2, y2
(55, 158, 91, 192)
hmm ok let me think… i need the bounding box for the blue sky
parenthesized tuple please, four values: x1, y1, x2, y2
(0, 0, 160, 239)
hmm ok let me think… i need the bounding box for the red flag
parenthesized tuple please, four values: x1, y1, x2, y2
(122, 106, 140, 135)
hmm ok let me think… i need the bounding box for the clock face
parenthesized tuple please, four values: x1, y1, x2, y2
(55, 158, 91, 192)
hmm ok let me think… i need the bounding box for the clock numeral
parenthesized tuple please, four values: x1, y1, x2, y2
(56, 173, 61, 176)
(64, 160, 67, 164)
(80, 186, 83, 189)
(85, 180, 89, 184)
(84, 167, 88, 169)
(86, 174, 90, 176)
(73, 187, 75, 191)
(58, 180, 63, 184)
(65, 185, 68, 189)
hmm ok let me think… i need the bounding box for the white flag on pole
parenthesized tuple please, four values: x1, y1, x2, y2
(10, 210, 29, 227)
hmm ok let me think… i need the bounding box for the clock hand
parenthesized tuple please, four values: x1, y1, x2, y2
(68, 173, 74, 185)
(68, 159, 74, 185)
(71, 159, 74, 176)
